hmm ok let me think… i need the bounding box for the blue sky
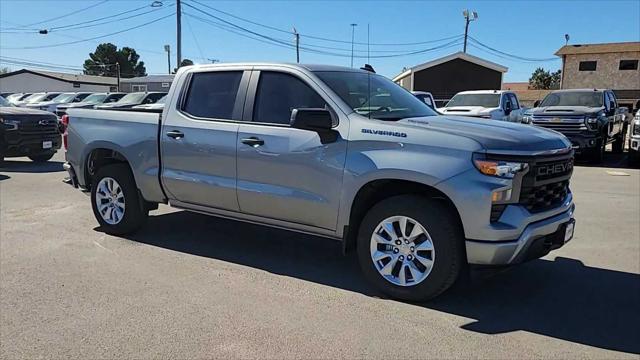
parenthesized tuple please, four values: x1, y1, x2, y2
(1, 0, 639, 81)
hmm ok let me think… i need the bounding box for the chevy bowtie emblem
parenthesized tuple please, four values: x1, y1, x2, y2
(38, 119, 50, 126)
(550, 117, 562, 123)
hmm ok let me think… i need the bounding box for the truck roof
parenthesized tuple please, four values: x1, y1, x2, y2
(184, 63, 369, 74)
(455, 90, 510, 95)
(549, 88, 609, 93)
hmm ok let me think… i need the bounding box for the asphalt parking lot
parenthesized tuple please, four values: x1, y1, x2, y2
(1, 150, 639, 359)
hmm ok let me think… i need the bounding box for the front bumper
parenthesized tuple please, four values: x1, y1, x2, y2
(465, 203, 575, 265)
(629, 136, 640, 153)
(564, 133, 601, 153)
(3, 132, 61, 157)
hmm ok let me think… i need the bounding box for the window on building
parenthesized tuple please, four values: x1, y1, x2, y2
(161, 82, 170, 88)
(619, 60, 639, 71)
(131, 84, 147, 92)
(578, 61, 597, 71)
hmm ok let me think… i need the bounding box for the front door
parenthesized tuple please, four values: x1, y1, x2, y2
(236, 70, 347, 230)
(161, 69, 249, 211)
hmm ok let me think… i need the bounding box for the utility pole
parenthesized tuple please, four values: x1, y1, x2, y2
(176, 0, 182, 67)
(164, 45, 171, 74)
(462, 10, 478, 53)
(116, 63, 120, 92)
(350, 23, 357, 68)
(293, 27, 300, 63)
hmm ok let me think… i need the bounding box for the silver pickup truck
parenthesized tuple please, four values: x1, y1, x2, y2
(64, 63, 576, 301)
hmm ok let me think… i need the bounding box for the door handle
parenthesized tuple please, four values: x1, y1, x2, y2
(241, 137, 264, 147)
(166, 130, 184, 139)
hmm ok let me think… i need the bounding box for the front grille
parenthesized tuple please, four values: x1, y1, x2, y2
(532, 115, 587, 133)
(520, 180, 569, 213)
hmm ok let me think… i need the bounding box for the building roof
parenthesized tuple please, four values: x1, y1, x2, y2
(0, 69, 117, 86)
(121, 74, 175, 83)
(555, 42, 640, 56)
(393, 52, 508, 81)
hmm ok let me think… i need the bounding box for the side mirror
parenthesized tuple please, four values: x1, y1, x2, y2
(533, 100, 541, 108)
(290, 108, 337, 143)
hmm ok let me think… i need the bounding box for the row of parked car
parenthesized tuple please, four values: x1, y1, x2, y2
(412, 88, 638, 164)
(0, 91, 167, 163)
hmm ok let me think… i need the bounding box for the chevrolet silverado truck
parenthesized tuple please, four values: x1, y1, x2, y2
(0, 96, 61, 163)
(437, 90, 524, 122)
(525, 89, 628, 163)
(629, 110, 640, 164)
(63, 64, 576, 301)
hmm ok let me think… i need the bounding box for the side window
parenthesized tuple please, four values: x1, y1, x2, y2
(509, 94, 520, 109)
(502, 94, 511, 110)
(253, 72, 327, 125)
(182, 71, 243, 119)
(608, 91, 617, 108)
(604, 92, 613, 110)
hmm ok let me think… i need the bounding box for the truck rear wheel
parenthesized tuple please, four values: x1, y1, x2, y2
(91, 163, 148, 235)
(28, 153, 55, 162)
(356, 195, 464, 301)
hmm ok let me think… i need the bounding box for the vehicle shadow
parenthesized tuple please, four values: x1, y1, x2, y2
(0, 160, 64, 173)
(0, 174, 10, 181)
(574, 149, 639, 169)
(113, 211, 640, 355)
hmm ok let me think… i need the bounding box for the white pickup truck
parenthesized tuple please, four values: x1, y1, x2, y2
(438, 90, 524, 122)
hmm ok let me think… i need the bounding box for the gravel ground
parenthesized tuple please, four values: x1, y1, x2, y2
(1, 151, 639, 359)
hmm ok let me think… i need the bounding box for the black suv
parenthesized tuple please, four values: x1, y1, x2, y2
(0, 96, 61, 163)
(525, 89, 628, 163)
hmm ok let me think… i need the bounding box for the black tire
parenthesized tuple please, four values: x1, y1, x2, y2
(91, 163, 148, 235)
(589, 138, 605, 164)
(356, 195, 465, 302)
(28, 152, 55, 162)
(612, 125, 626, 154)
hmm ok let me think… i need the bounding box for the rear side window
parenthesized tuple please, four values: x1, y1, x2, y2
(509, 93, 520, 109)
(183, 71, 243, 119)
(253, 72, 326, 125)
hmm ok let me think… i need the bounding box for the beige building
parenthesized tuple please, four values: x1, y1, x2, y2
(556, 42, 640, 110)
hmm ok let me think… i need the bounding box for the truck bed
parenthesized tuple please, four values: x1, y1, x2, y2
(65, 108, 166, 203)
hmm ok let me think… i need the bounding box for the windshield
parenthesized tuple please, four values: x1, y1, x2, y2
(155, 95, 167, 104)
(6, 93, 22, 101)
(0, 96, 12, 107)
(51, 93, 77, 103)
(314, 71, 437, 121)
(446, 93, 500, 108)
(24, 93, 46, 103)
(540, 91, 603, 107)
(82, 93, 107, 104)
(117, 92, 146, 104)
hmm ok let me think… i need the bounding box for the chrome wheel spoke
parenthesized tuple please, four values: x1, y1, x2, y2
(369, 215, 435, 287)
(95, 177, 125, 225)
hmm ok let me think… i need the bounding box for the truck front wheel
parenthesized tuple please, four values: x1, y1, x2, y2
(91, 163, 148, 235)
(356, 195, 464, 301)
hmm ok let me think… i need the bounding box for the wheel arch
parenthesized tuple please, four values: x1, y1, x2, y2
(341, 178, 464, 254)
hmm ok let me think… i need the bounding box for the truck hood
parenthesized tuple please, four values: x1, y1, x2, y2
(528, 106, 603, 116)
(437, 106, 496, 116)
(396, 115, 570, 152)
(58, 102, 96, 109)
(0, 106, 55, 116)
(95, 102, 136, 109)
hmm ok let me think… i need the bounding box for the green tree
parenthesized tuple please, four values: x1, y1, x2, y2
(0, 67, 10, 75)
(83, 43, 146, 78)
(529, 67, 562, 90)
(173, 58, 194, 73)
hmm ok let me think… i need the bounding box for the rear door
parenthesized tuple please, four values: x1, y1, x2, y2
(235, 69, 347, 230)
(161, 69, 250, 211)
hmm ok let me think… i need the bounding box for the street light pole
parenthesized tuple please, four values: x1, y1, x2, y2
(164, 45, 171, 74)
(176, 0, 182, 67)
(293, 27, 300, 63)
(350, 23, 357, 68)
(462, 10, 478, 53)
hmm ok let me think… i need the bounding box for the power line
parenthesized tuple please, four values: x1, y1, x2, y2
(468, 36, 559, 62)
(23, 0, 111, 28)
(184, 15, 207, 62)
(186, 0, 462, 47)
(0, 13, 175, 50)
(50, 5, 171, 32)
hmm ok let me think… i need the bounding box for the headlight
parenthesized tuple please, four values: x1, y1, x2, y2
(522, 115, 532, 124)
(2, 119, 19, 130)
(473, 154, 528, 179)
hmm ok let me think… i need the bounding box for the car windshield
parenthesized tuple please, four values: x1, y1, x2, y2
(0, 96, 13, 107)
(446, 93, 500, 107)
(24, 93, 46, 103)
(51, 93, 77, 103)
(540, 91, 603, 107)
(6, 93, 22, 101)
(117, 92, 146, 104)
(155, 95, 167, 104)
(82, 94, 107, 104)
(314, 71, 437, 121)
